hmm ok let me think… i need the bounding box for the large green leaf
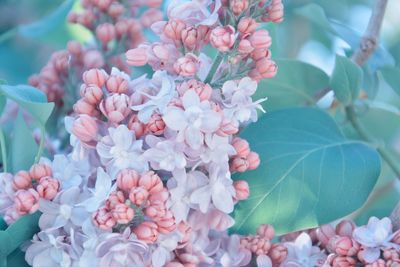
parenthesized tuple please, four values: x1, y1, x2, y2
(0, 85, 54, 126)
(5, 212, 40, 252)
(7, 248, 30, 267)
(231, 108, 381, 234)
(330, 55, 363, 105)
(256, 60, 329, 111)
(10, 113, 39, 172)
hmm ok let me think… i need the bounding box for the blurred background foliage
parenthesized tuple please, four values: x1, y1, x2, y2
(0, 0, 399, 226)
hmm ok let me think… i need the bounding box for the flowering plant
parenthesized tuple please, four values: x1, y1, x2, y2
(0, 0, 400, 266)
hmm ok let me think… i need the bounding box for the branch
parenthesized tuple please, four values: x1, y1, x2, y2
(351, 0, 388, 65)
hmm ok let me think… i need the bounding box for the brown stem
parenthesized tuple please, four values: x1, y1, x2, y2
(348, 0, 400, 230)
(351, 0, 388, 66)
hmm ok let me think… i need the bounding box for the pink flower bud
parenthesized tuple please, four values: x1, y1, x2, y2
(328, 236, 359, 256)
(93, 207, 116, 230)
(392, 230, 400, 244)
(238, 17, 258, 34)
(233, 180, 249, 200)
(210, 26, 236, 52)
(139, 171, 164, 194)
(174, 53, 200, 77)
(181, 26, 209, 51)
(117, 169, 140, 192)
(238, 39, 254, 54)
(156, 210, 176, 234)
(73, 99, 98, 117)
(164, 19, 186, 41)
(96, 23, 116, 45)
(106, 75, 128, 94)
(316, 224, 335, 247)
(255, 58, 278, 79)
(366, 259, 386, 267)
(247, 152, 260, 170)
(232, 138, 250, 157)
(36, 176, 60, 200)
(107, 3, 125, 18)
(250, 30, 272, 49)
(133, 221, 159, 243)
(216, 119, 239, 136)
(99, 94, 131, 123)
(129, 187, 150, 206)
(127, 114, 147, 138)
(177, 80, 212, 101)
(262, 0, 284, 23)
(106, 191, 125, 210)
(231, 157, 249, 172)
(231, 0, 249, 16)
(80, 84, 103, 105)
(115, 20, 129, 38)
(327, 254, 356, 267)
(71, 114, 98, 143)
(13, 171, 32, 190)
(126, 48, 148, 66)
(83, 50, 105, 69)
(4, 207, 20, 225)
(67, 12, 78, 24)
(147, 114, 166, 135)
(82, 69, 108, 87)
(268, 244, 287, 264)
(142, 0, 162, 8)
(15, 189, 40, 215)
(145, 200, 166, 219)
(111, 203, 134, 224)
(251, 49, 271, 61)
(177, 222, 192, 248)
(29, 164, 52, 181)
(257, 224, 275, 240)
(335, 220, 356, 237)
(141, 9, 164, 28)
(383, 248, 399, 260)
(95, 0, 112, 11)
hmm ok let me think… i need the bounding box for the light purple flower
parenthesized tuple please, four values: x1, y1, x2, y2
(39, 187, 89, 231)
(167, 170, 209, 222)
(0, 172, 14, 213)
(219, 235, 252, 267)
(143, 135, 186, 172)
(78, 168, 115, 212)
(25, 231, 74, 267)
(131, 71, 176, 123)
(95, 228, 150, 267)
(353, 217, 400, 263)
(222, 77, 267, 124)
(96, 125, 148, 177)
(190, 165, 235, 214)
(163, 90, 221, 149)
(282, 233, 327, 267)
(167, 0, 222, 26)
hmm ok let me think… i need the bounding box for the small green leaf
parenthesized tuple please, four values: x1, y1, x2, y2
(0, 218, 6, 231)
(256, 60, 329, 111)
(231, 107, 380, 235)
(330, 55, 363, 105)
(0, 85, 54, 126)
(5, 212, 40, 253)
(10, 113, 39, 172)
(380, 67, 400, 96)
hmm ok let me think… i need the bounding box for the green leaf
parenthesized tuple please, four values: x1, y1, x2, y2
(6, 0, 75, 40)
(7, 248, 30, 267)
(5, 212, 40, 253)
(380, 67, 400, 96)
(0, 95, 6, 117)
(294, 3, 335, 33)
(330, 55, 363, 105)
(0, 218, 6, 231)
(10, 113, 39, 172)
(0, 231, 12, 255)
(231, 107, 381, 235)
(256, 59, 329, 111)
(0, 85, 54, 126)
